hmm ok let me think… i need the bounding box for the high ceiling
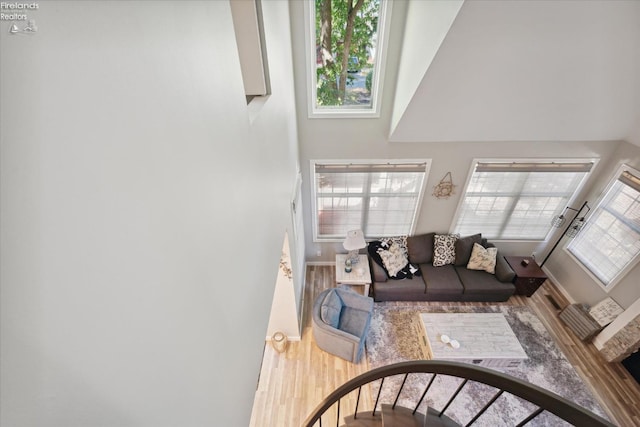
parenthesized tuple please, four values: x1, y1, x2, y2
(390, 0, 640, 146)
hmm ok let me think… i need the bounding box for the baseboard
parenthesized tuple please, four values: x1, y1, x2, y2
(541, 266, 576, 305)
(305, 261, 335, 266)
(265, 335, 301, 341)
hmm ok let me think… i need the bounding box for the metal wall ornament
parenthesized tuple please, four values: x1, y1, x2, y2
(433, 172, 456, 199)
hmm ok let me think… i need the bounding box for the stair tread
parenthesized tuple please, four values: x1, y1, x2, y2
(342, 411, 382, 426)
(341, 405, 460, 427)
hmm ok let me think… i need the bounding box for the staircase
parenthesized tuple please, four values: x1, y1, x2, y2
(303, 360, 614, 427)
(342, 405, 458, 427)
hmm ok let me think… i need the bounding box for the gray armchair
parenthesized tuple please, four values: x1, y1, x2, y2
(312, 286, 374, 363)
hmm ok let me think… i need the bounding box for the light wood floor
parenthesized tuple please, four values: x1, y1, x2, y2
(249, 265, 640, 427)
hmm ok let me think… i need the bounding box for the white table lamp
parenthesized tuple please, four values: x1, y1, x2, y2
(343, 229, 366, 264)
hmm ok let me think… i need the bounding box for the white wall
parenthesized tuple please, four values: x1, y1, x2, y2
(0, 1, 299, 426)
(391, 0, 464, 135)
(389, 0, 640, 144)
(266, 233, 301, 340)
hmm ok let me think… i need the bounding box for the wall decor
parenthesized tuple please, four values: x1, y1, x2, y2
(433, 172, 456, 199)
(279, 251, 292, 280)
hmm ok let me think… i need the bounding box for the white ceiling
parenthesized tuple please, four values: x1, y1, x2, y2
(389, 0, 640, 146)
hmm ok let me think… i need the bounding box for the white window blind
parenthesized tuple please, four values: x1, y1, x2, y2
(313, 162, 427, 240)
(453, 161, 593, 240)
(567, 167, 640, 287)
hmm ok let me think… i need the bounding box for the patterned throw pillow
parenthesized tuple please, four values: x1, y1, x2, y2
(467, 243, 498, 274)
(368, 237, 421, 280)
(381, 236, 409, 258)
(378, 242, 409, 277)
(433, 234, 458, 267)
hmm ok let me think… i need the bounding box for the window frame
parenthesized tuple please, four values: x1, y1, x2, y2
(450, 158, 597, 241)
(303, 0, 392, 119)
(565, 163, 640, 292)
(310, 159, 431, 242)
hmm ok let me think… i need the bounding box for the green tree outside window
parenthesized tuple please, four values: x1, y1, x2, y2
(315, 0, 380, 107)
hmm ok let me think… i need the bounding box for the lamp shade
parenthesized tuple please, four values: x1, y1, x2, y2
(343, 229, 366, 251)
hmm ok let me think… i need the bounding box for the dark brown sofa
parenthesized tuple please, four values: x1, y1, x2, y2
(369, 233, 516, 302)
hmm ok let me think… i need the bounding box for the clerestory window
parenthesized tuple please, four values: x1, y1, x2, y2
(304, 0, 391, 118)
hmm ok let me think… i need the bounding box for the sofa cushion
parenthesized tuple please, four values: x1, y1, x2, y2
(433, 234, 458, 267)
(320, 289, 343, 328)
(454, 233, 482, 266)
(338, 306, 371, 337)
(373, 275, 427, 301)
(456, 267, 515, 296)
(378, 241, 409, 277)
(467, 243, 498, 274)
(407, 233, 435, 264)
(420, 263, 464, 295)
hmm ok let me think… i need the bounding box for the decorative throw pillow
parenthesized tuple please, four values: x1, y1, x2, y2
(381, 236, 409, 258)
(433, 234, 458, 267)
(368, 239, 421, 280)
(407, 232, 436, 264)
(454, 233, 482, 266)
(466, 243, 498, 274)
(378, 242, 409, 278)
(320, 290, 343, 328)
(588, 297, 624, 327)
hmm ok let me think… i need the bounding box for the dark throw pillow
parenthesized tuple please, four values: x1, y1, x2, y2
(406, 232, 435, 264)
(454, 233, 482, 266)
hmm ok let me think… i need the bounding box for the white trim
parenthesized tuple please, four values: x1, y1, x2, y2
(565, 163, 640, 292)
(449, 157, 599, 239)
(306, 261, 336, 266)
(303, 0, 392, 118)
(310, 159, 431, 242)
(265, 335, 301, 342)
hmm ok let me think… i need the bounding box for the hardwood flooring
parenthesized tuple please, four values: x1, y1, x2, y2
(249, 265, 640, 426)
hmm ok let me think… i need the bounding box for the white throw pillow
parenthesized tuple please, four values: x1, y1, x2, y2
(466, 243, 497, 274)
(588, 297, 624, 327)
(378, 242, 409, 277)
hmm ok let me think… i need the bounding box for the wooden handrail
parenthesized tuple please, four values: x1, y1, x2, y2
(302, 360, 615, 427)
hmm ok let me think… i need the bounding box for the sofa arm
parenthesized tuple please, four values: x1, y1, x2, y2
(312, 317, 361, 361)
(495, 254, 516, 283)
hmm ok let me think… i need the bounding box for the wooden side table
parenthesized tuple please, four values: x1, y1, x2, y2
(505, 256, 548, 297)
(335, 254, 372, 296)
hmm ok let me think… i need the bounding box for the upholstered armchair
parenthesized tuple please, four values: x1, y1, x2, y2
(312, 286, 374, 363)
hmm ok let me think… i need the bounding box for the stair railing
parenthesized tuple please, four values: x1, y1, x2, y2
(302, 360, 614, 427)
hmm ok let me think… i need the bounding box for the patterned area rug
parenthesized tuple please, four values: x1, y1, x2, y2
(366, 304, 609, 426)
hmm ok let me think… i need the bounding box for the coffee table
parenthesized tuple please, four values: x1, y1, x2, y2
(417, 313, 528, 369)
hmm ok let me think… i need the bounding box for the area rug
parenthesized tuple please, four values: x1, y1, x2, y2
(365, 304, 609, 426)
